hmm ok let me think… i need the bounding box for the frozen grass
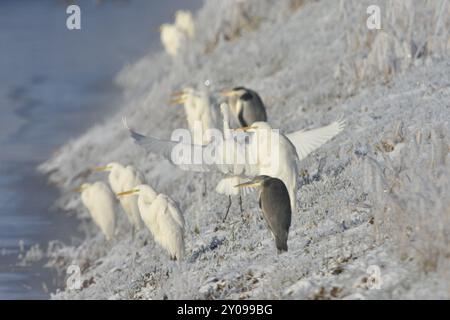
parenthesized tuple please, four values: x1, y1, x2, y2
(37, 0, 450, 299)
(336, 0, 450, 92)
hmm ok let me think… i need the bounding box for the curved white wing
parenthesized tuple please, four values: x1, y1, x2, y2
(286, 118, 345, 160)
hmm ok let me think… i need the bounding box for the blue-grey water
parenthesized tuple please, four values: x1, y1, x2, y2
(0, 0, 202, 299)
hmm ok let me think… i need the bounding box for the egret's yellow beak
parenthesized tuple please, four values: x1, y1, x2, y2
(234, 181, 261, 189)
(170, 91, 185, 97)
(116, 189, 140, 197)
(234, 125, 256, 132)
(73, 186, 86, 193)
(219, 89, 237, 97)
(169, 91, 186, 105)
(93, 165, 112, 172)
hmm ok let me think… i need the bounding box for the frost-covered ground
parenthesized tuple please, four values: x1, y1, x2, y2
(38, 0, 450, 299)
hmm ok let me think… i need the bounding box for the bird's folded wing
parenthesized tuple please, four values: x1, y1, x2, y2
(286, 118, 345, 160)
(165, 196, 185, 228)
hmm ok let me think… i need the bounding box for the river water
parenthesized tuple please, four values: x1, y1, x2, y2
(0, 0, 202, 299)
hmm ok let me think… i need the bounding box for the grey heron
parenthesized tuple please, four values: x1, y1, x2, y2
(220, 87, 267, 127)
(236, 175, 291, 253)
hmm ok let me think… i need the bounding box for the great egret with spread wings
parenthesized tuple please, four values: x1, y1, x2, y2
(122, 115, 345, 214)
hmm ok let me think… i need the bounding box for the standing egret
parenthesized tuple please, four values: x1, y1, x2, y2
(236, 176, 291, 253)
(170, 87, 219, 145)
(170, 87, 221, 198)
(77, 182, 116, 241)
(117, 184, 185, 261)
(159, 23, 186, 57)
(95, 162, 144, 235)
(175, 10, 195, 39)
(220, 87, 267, 127)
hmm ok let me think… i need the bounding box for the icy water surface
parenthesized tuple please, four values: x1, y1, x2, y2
(0, 0, 202, 299)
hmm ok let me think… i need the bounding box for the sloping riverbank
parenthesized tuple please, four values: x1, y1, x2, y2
(40, 0, 450, 299)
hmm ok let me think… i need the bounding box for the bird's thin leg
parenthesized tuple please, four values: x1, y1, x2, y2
(239, 195, 243, 213)
(202, 173, 207, 197)
(131, 227, 135, 242)
(222, 196, 232, 222)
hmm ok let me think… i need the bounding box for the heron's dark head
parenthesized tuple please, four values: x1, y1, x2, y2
(220, 87, 248, 98)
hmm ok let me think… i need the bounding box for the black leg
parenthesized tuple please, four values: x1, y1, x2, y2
(202, 175, 207, 197)
(222, 196, 232, 222)
(239, 195, 243, 213)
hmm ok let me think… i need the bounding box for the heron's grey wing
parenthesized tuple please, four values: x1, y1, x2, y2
(261, 179, 291, 251)
(286, 118, 345, 161)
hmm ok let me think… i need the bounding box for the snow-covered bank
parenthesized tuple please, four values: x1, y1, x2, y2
(39, 0, 450, 299)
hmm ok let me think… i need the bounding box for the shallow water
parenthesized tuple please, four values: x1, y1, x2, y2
(0, 0, 202, 299)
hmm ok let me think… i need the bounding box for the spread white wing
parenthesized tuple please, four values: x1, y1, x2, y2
(286, 118, 345, 160)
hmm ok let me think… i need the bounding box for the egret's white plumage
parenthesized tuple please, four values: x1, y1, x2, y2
(240, 122, 299, 211)
(96, 162, 144, 232)
(160, 23, 186, 57)
(124, 116, 345, 213)
(238, 119, 345, 210)
(174, 10, 195, 39)
(286, 119, 346, 160)
(171, 87, 219, 145)
(79, 182, 116, 241)
(118, 184, 185, 261)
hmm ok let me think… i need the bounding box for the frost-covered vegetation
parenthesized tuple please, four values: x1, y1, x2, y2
(38, 0, 450, 299)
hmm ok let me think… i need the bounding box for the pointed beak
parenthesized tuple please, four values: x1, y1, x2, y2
(116, 189, 140, 197)
(219, 89, 236, 97)
(93, 165, 111, 172)
(73, 186, 84, 193)
(234, 181, 261, 189)
(169, 91, 186, 105)
(170, 91, 185, 97)
(234, 125, 256, 132)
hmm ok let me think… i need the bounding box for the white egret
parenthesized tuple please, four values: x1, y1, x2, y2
(95, 162, 144, 234)
(237, 121, 299, 211)
(220, 87, 267, 127)
(159, 23, 186, 57)
(236, 119, 346, 211)
(123, 116, 345, 214)
(170, 87, 219, 145)
(77, 182, 116, 241)
(236, 176, 291, 254)
(175, 10, 195, 39)
(117, 184, 185, 261)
